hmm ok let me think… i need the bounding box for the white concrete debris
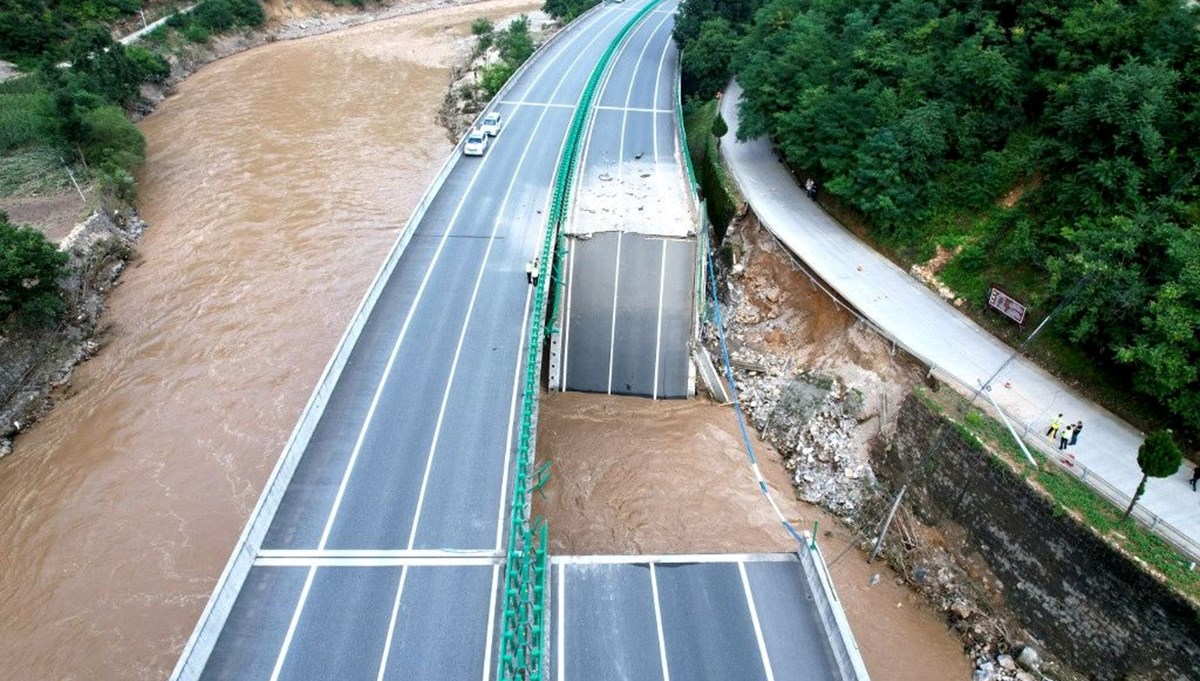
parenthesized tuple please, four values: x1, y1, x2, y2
(568, 160, 694, 237)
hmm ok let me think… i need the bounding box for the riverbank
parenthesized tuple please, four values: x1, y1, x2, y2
(0, 2, 536, 677)
(0, 0, 514, 458)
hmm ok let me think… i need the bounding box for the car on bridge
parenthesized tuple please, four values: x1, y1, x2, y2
(480, 111, 503, 137)
(463, 129, 488, 156)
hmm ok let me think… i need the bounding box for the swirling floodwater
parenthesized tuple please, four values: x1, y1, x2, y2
(0, 1, 536, 678)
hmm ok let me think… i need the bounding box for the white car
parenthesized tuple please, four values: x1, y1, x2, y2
(480, 111, 503, 137)
(463, 129, 488, 156)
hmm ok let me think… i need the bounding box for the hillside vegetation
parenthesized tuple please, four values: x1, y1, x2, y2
(0, 0, 264, 330)
(676, 0, 1200, 442)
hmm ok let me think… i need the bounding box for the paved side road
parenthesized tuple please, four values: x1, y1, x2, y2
(719, 82, 1200, 559)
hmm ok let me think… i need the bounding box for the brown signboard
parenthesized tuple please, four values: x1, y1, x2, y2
(988, 285, 1027, 324)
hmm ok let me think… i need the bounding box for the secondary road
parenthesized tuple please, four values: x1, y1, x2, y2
(720, 81, 1200, 559)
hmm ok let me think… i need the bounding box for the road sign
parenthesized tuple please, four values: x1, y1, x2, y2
(988, 284, 1027, 324)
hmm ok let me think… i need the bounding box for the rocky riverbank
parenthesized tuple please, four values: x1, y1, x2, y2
(0, 211, 145, 458)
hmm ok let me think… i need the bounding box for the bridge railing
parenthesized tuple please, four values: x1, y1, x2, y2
(498, 1, 667, 678)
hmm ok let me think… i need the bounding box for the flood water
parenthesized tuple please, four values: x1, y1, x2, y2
(0, 2, 536, 678)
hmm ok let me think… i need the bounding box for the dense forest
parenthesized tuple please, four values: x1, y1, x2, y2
(676, 0, 1200, 440)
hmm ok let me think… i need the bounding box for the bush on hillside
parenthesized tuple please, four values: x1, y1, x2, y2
(0, 214, 69, 326)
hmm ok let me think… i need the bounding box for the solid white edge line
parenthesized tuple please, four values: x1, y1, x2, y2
(268, 566, 317, 681)
(738, 561, 777, 681)
(481, 564, 501, 681)
(375, 565, 411, 681)
(556, 563, 567, 681)
(653, 238, 667, 399)
(550, 553, 800, 565)
(606, 230, 623, 394)
(257, 556, 500, 568)
(406, 1, 632, 552)
(495, 283, 534, 551)
(649, 563, 671, 681)
(596, 105, 674, 113)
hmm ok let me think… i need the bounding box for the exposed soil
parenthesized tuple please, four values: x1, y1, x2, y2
(2, 191, 91, 244)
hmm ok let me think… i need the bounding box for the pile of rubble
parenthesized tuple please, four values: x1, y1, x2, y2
(720, 346, 876, 515)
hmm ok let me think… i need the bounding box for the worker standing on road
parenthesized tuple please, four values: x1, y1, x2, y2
(1058, 424, 1072, 450)
(1190, 465, 1200, 492)
(526, 257, 540, 285)
(1069, 420, 1083, 446)
(1046, 413, 1063, 439)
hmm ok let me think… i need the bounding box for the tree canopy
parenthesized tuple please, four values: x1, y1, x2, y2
(677, 0, 1200, 438)
(0, 215, 68, 325)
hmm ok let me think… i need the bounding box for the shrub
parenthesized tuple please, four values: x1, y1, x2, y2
(0, 215, 69, 326)
(480, 62, 515, 99)
(182, 23, 210, 43)
(79, 105, 145, 174)
(125, 45, 170, 83)
(472, 18, 494, 36)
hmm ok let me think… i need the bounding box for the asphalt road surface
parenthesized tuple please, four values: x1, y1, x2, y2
(190, 5, 645, 678)
(180, 3, 858, 679)
(554, 555, 840, 680)
(556, 4, 696, 398)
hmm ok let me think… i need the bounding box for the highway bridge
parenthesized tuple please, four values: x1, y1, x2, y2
(171, 2, 868, 679)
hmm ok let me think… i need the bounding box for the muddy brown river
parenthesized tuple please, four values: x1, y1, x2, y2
(0, 2, 969, 679)
(0, 2, 535, 678)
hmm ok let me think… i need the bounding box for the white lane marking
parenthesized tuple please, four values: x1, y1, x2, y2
(405, 0, 630, 553)
(269, 92, 514, 681)
(649, 563, 671, 681)
(480, 285, 531, 681)
(497, 100, 577, 109)
(596, 105, 674, 113)
(268, 566, 317, 681)
(257, 556, 500, 568)
(380, 15, 632, 679)
(376, 565, 411, 681)
(738, 562, 777, 681)
(556, 563, 567, 681)
(561, 244, 577, 388)
(258, 549, 500, 559)
(550, 553, 800, 565)
(606, 230, 623, 394)
(652, 9, 675, 113)
(481, 564, 501, 681)
(494, 283, 534, 551)
(652, 239, 667, 399)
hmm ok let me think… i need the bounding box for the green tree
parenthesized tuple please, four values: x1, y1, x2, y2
(497, 16, 534, 66)
(79, 104, 145, 173)
(480, 62, 516, 99)
(0, 215, 69, 325)
(711, 109, 728, 140)
(680, 18, 737, 98)
(1123, 430, 1183, 521)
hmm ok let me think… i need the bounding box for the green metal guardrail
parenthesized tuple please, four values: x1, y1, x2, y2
(496, 1, 665, 679)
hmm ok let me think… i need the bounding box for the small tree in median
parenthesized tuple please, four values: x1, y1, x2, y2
(1123, 430, 1183, 522)
(711, 110, 728, 147)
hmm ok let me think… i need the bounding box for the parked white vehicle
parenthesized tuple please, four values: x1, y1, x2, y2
(480, 111, 503, 137)
(463, 129, 488, 156)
